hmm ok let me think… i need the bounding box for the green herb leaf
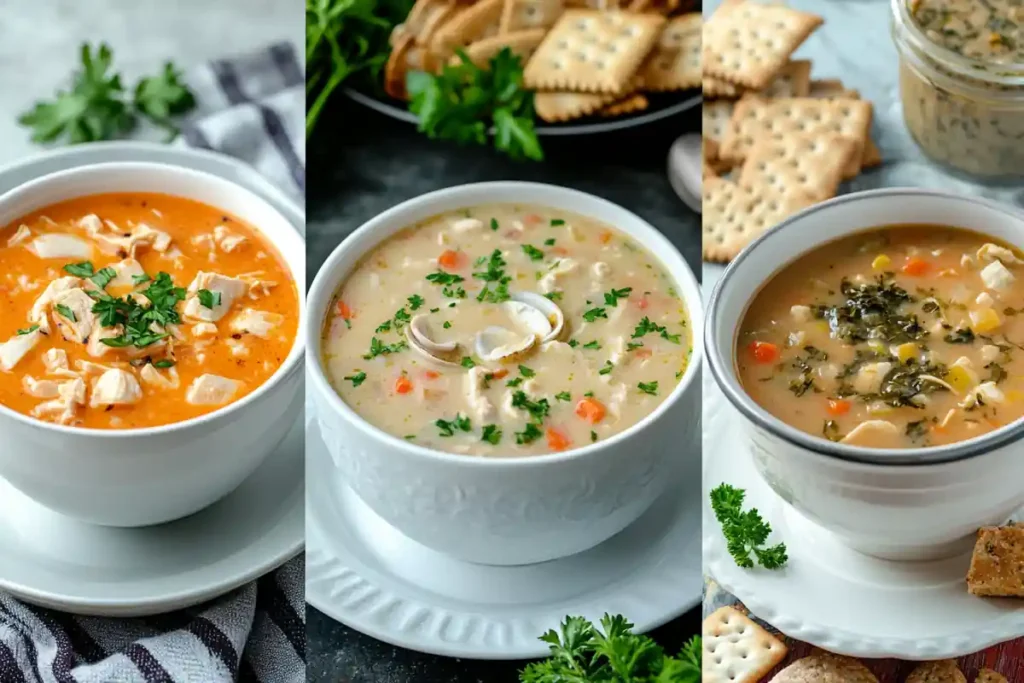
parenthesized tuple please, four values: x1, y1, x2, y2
(543, 238, 556, 246)
(590, 430, 598, 442)
(362, 336, 407, 359)
(603, 287, 632, 307)
(638, 381, 658, 395)
(515, 422, 543, 444)
(582, 307, 607, 323)
(522, 244, 544, 261)
(461, 356, 476, 368)
(55, 303, 76, 322)
(710, 483, 788, 570)
(550, 218, 565, 226)
(152, 359, 175, 369)
(490, 218, 499, 231)
(197, 289, 221, 310)
(481, 424, 502, 444)
(407, 294, 425, 311)
(506, 377, 523, 388)
(133, 61, 196, 140)
(511, 390, 550, 423)
(132, 273, 151, 285)
(426, 271, 465, 286)
(518, 365, 535, 377)
(344, 371, 367, 387)
(63, 261, 95, 278)
(435, 413, 472, 437)
(582, 341, 601, 350)
(555, 391, 571, 402)
(17, 325, 40, 335)
(598, 360, 614, 376)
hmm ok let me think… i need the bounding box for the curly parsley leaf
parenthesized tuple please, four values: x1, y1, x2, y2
(344, 371, 367, 387)
(710, 483, 788, 570)
(435, 413, 471, 437)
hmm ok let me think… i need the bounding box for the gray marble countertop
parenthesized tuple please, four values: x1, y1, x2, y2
(0, 0, 301, 167)
(306, 93, 702, 682)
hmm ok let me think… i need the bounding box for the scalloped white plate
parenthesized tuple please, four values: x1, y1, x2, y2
(0, 143, 305, 616)
(702, 370, 1024, 659)
(306, 399, 702, 659)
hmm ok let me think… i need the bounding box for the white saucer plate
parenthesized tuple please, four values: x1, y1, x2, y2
(703, 370, 1024, 660)
(0, 142, 305, 616)
(306, 398, 703, 659)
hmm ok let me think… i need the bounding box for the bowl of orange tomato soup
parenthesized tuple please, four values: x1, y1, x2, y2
(0, 162, 304, 526)
(307, 182, 702, 565)
(706, 188, 1024, 560)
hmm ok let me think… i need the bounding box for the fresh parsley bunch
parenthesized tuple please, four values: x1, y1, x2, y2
(407, 48, 543, 161)
(19, 43, 196, 144)
(520, 614, 701, 683)
(710, 484, 788, 570)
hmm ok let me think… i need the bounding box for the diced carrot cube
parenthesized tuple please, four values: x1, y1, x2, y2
(523, 214, 542, 225)
(599, 231, 613, 244)
(546, 427, 571, 451)
(635, 348, 653, 359)
(901, 257, 930, 276)
(395, 376, 413, 394)
(826, 399, 851, 416)
(491, 369, 509, 379)
(575, 397, 606, 424)
(438, 249, 463, 270)
(337, 301, 353, 319)
(748, 341, 779, 364)
(424, 370, 440, 380)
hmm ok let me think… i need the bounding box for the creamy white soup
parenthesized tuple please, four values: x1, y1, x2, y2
(322, 205, 692, 456)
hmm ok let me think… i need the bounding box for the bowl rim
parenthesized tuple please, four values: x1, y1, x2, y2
(0, 160, 306, 439)
(306, 180, 704, 468)
(706, 186, 1024, 467)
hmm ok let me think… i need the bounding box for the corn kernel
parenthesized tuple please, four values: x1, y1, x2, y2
(1007, 390, 1024, 403)
(969, 307, 1001, 334)
(812, 321, 830, 334)
(871, 254, 891, 271)
(946, 366, 975, 393)
(894, 342, 918, 363)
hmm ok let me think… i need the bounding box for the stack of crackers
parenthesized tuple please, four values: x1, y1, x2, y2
(703, 605, 1011, 683)
(700, 0, 882, 264)
(385, 0, 701, 123)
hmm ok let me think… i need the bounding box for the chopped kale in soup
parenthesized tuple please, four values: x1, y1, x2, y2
(737, 226, 1024, 449)
(322, 205, 691, 456)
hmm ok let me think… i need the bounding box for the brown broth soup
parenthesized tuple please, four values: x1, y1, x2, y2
(737, 225, 1024, 449)
(322, 205, 692, 457)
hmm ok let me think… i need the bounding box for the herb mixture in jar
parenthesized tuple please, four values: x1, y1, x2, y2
(737, 225, 1024, 449)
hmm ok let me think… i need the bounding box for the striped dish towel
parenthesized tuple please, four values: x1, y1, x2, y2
(0, 43, 306, 683)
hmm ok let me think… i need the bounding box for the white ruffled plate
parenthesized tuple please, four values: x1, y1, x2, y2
(306, 398, 702, 659)
(701, 279, 1024, 659)
(0, 143, 305, 616)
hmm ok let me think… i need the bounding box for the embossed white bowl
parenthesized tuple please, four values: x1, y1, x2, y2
(706, 188, 1024, 561)
(307, 182, 703, 565)
(0, 162, 305, 526)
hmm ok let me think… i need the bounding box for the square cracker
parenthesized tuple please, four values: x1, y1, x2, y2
(967, 524, 1024, 597)
(761, 59, 812, 98)
(704, 76, 742, 98)
(600, 93, 648, 116)
(702, 606, 788, 683)
(703, 176, 816, 263)
(703, 3, 823, 90)
(809, 78, 859, 99)
(906, 661, 966, 683)
(738, 134, 857, 202)
(637, 13, 701, 91)
(534, 91, 619, 121)
(524, 10, 666, 93)
(719, 96, 873, 178)
(703, 99, 734, 142)
(499, 0, 564, 34)
(771, 653, 878, 683)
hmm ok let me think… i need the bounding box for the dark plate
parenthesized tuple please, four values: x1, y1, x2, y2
(344, 87, 702, 135)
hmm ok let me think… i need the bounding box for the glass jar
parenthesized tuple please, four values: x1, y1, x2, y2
(890, 0, 1024, 184)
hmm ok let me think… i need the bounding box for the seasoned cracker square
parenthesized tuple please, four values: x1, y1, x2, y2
(704, 75, 742, 98)
(703, 3, 823, 90)
(967, 524, 1024, 597)
(534, 91, 618, 122)
(637, 13, 701, 91)
(702, 606, 788, 683)
(600, 93, 648, 116)
(738, 134, 856, 202)
(720, 96, 873, 178)
(703, 99, 734, 142)
(499, 0, 564, 34)
(761, 59, 812, 98)
(524, 10, 665, 93)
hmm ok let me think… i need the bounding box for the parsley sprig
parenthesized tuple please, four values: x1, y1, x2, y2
(474, 249, 512, 303)
(18, 43, 196, 144)
(519, 614, 701, 683)
(632, 316, 681, 344)
(710, 483, 788, 570)
(89, 272, 185, 349)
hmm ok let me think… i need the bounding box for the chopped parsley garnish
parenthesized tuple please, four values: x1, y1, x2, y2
(598, 361, 614, 375)
(567, 339, 579, 348)
(638, 381, 659, 395)
(344, 371, 367, 387)
(16, 325, 39, 335)
(481, 424, 502, 444)
(627, 341, 644, 351)
(55, 303, 76, 322)
(544, 291, 563, 301)
(132, 273, 151, 285)
(407, 294, 425, 311)
(522, 244, 544, 261)
(442, 286, 467, 299)
(555, 391, 571, 402)
(544, 238, 556, 246)
(197, 289, 221, 310)
(429, 307, 440, 313)
(474, 249, 507, 282)
(550, 218, 565, 226)
(362, 337, 407, 359)
(90, 272, 185, 348)
(582, 307, 607, 323)
(490, 218, 499, 231)
(584, 391, 594, 397)
(511, 390, 550, 423)
(426, 271, 465, 286)
(603, 287, 632, 307)
(631, 316, 681, 344)
(443, 321, 452, 329)
(661, 330, 681, 344)
(435, 414, 471, 437)
(519, 364, 535, 377)
(710, 483, 788, 570)
(506, 377, 523, 387)
(590, 430, 598, 442)
(153, 359, 175, 369)
(515, 422, 543, 444)
(474, 249, 512, 303)
(375, 320, 392, 333)
(461, 356, 476, 368)
(63, 261, 95, 278)
(90, 267, 117, 289)
(944, 327, 975, 344)
(582, 341, 601, 350)
(393, 308, 411, 327)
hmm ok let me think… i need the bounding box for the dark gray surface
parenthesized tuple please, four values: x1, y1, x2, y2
(306, 95, 701, 683)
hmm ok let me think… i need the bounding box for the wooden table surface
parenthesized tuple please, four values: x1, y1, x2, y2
(704, 581, 1024, 682)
